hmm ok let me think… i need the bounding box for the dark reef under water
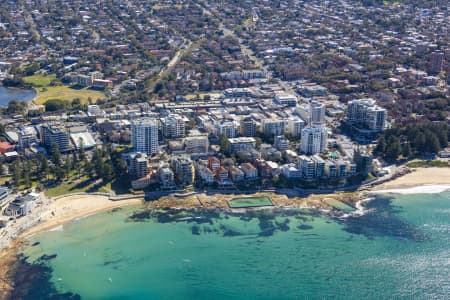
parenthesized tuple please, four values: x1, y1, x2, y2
(335, 194, 428, 242)
(7, 254, 80, 300)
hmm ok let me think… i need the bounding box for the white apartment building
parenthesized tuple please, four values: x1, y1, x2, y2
(274, 135, 290, 151)
(300, 126, 328, 155)
(261, 119, 286, 136)
(310, 100, 326, 125)
(347, 98, 387, 132)
(184, 135, 209, 153)
(274, 93, 297, 107)
(287, 116, 306, 138)
(161, 114, 186, 139)
(228, 137, 256, 153)
(131, 118, 159, 155)
(215, 121, 237, 138)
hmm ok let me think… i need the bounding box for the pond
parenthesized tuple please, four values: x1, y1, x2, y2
(0, 86, 36, 107)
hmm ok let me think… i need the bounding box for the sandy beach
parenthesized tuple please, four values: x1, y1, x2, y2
(376, 167, 450, 193)
(22, 195, 143, 238)
(380, 167, 450, 188)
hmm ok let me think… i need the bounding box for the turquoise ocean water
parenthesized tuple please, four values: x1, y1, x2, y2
(14, 191, 450, 299)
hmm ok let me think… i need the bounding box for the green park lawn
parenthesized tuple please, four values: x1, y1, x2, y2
(34, 86, 106, 105)
(23, 74, 59, 87)
(23, 74, 106, 105)
(406, 160, 449, 168)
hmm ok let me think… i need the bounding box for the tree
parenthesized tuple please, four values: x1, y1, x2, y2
(53, 166, 65, 181)
(101, 163, 114, 183)
(71, 98, 81, 108)
(44, 99, 67, 112)
(218, 134, 230, 155)
(39, 154, 49, 180)
(111, 149, 128, 177)
(77, 138, 86, 161)
(426, 134, 440, 154)
(23, 167, 31, 188)
(64, 156, 72, 179)
(51, 142, 62, 167)
(6, 100, 27, 115)
(12, 161, 21, 187)
(374, 136, 386, 154)
(385, 136, 401, 161)
(84, 161, 95, 179)
(92, 149, 105, 178)
(402, 143, 412, 159)
(414, 132, 427, 153)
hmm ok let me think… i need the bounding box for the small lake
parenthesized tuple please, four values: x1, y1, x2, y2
(0, 86, 36, 107)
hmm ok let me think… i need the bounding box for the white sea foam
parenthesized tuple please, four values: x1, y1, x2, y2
(353, 197, 375, 216)
(48, 225, 64, 232)
(372, 185, 450, 195)
(340, 197, 374, 218)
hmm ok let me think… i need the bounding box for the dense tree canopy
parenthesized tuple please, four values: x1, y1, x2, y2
(374, 122, 448, 161)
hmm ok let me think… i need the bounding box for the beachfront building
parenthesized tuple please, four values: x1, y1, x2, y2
(196, 161, 215, 184)
(229, 166, 245, 182)
(171, 155, 195, 186)
(300, 126, 328, 155)
(158, 164, 175, 189)
(128, 152, 149, 179)
(298, 155, 326, 179)
(240, 163, 258, 179)
(215, 166, 230, 183)
(3, 193, 40, 217)
(208, 156, 221, 172)
(131, 118, 159, 155)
